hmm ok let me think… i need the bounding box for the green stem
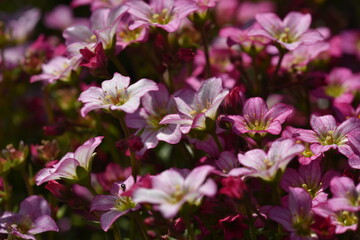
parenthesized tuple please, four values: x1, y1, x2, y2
(116, 114, 138, 181)
(245, 204, 256, 240)
(200, 26, 211, 78)
(113, 221, 122, 240)
(21, 168, 33, 195)
(271, 51, 286, 90)
(210, 132, 224, 152)
(133, 212, 149, 240)
(110, 55, 128, 76)
(2, 176, 11, 211)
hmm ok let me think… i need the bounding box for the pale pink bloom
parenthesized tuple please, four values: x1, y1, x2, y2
(236, 1, 275, 24)
(215, 0, 239, 25)
(0, 196, 58, 239)
(347, 130, 360, 168)
(63, 5, 128, 57)
(78, 73, 158, 117)
(249, 12, 324, 50)
(220, 24, 270, 53)
(2, 8, 41, 43)
(127, 0, 199, 32)
(192, 0, 218, 12)
(160, 77, 229, 133)
(125, 84, 182, 155)
(269, 187, 315, 240)
(295, 114, 360, 157)
(229, 139, 304, 181)
(45, 5, 75, 30)
(281, 161, 338, 206)
(35, 136, 104, 185)
(115, 14, 149, 52)
(313, 202, 358, 234)
(91, 176, 139, 231)
(275, 41, 329, 73)
(322, 67, 359, 104)
(328, 176, 360, 212)
(30, 56, 79, 84)
(133, 165, 216, 218)
(282, 126, 322, 165)
(222, 97, 293, 136)
(341, 30, 360, 60)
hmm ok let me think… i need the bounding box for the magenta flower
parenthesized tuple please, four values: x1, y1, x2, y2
(229, 139, 304, 181)
(281, 161, 338, 206)
(328, 176, 360, 212)
(223, 97, 293, 136)
(35, 136, 104, 185)
(347, 130, 360, 168)
(249, 11, 323, 50)
(91, 176, 139, 231)
(133, 165, 216, 218)
(30, 56, 78, 84)
(63, 5, 129, 57)
(295, 114, 360, 156)
(125, 84, 182, 154)
(313, 202, 358, 234)
(127, 0, 199, 32)
(269, 187, 315, 240)
(160, 77, 229, 133)
(0, 196, 58, 239)
(78, 72, 158, 117)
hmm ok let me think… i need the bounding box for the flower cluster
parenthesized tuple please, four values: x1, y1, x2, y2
(2, 0, 360, 239)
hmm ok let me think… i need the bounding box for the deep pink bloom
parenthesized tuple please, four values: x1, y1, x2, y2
(223, 97, 293, 136)
(328, 176, 360, 212)
(281, 161, 338, 206)
(269, 187, 315, 239)
(219, 176, 247, 199)
(313, 201, 358, 234)
(30, 56, 78, 84)
(127, 0, 199, 32)
(91, 176, 139, 231)
(133, 165, 216, 218)
(218, 214, 247, 240)
(214, 151, 240, 175)
(295, 114, 360, 157)
(229, 139, 304, 181)
(160, 77, 229, 133)
(96, 163, 132, 192)
(78, 72, 158, 117)
(126, 84, 182, 154)
(35, 136, 104, 185)
(341, 30, 360, 60)
(0, 196, 58, 239)
(347, 130, 360, 168)
(249, 12, 324, 50)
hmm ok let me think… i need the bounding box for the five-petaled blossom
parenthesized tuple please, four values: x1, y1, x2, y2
(249, 11, 323, 50)
(222, 97, 293, 136)
(78, 72, 158, 117)
(269, 187, 316, 240)
(126, 84, 182, 155)
(328, 176, 360, 212)
(160, 77, 229, 133)
(35, 136, 104, 185)
(127, 0, 199, 32)
(91, 176, 139, 232)
(133, 165, 216, 218)
(0, 196, 58, 240)
(229, 139, 304, 181)
(294, 114, 360, 157)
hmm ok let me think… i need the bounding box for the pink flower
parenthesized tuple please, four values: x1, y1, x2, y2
(294, 114, 360, 157)
(229, 139, 304, 181)
(133, 165, 216, 218)
(269, 187, 315, 240)
(249, 11, 324, 50)
(160, 77, 229, 133)
(78, 72, 158, 117)
(127, 0, 199, 32)
(30, 56, 78, 84)
(125, 84, 182, 154)
(222, 97, 293, 136)
(35, 136, 104, 185)
(91, 176, 139, 231)
(0, 196, 58, 239)
(328, 176, 360, 212)
(281, 161, 338, 206)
